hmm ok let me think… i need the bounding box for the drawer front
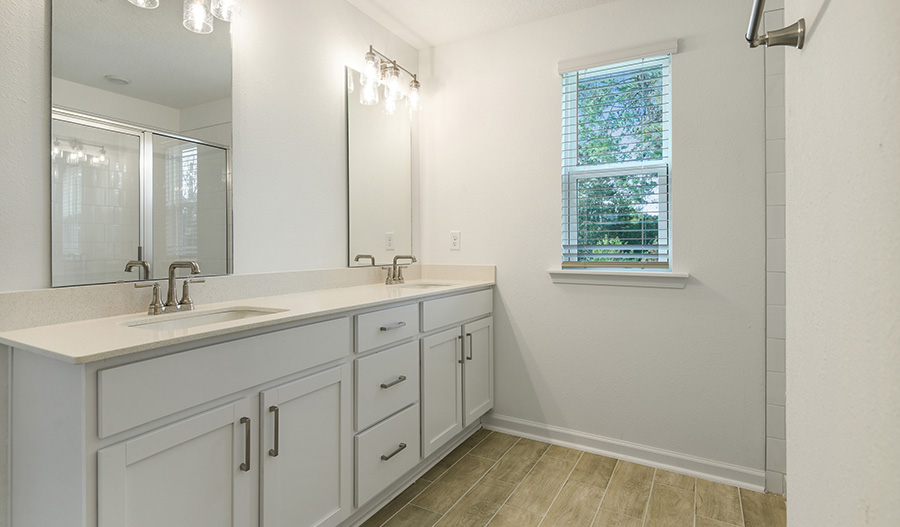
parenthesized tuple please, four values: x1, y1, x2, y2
(98, 317, 351, 439)
(356, 303, 419, 353)
(421, 289, 492, 332)
(356, 341, 419, 431)
(356, 403, 420, 507)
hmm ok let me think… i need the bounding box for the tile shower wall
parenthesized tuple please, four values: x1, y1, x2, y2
(764, 1, 787, 495)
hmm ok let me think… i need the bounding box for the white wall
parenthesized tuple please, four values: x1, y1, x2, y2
(419, 0, 768, 481)
(785, 1, 900, 525)
(52, 77, 181, 132)
(0, 0, 417, 293)
(232, 0, 416, 274)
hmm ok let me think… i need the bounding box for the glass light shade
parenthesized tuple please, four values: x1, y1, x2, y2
(346, 69, 355, 94)
(211, 0, 241, 22)
(386, 65, 403, 100)
(406, 80, 422, 111)
(66, 152, 80, 166)
(360, 82, 379, 106)
(128, 0, 160, 8)
(51, 139, 62, 159)
(383, 97, 397, 115)
(184, 0, 214, 34)
(360, 52, 380, 88)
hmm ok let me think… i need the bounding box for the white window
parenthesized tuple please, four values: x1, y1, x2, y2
(561, 50, 673, 270)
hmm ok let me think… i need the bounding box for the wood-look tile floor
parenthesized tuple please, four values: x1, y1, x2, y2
(362, 430, 786, 527)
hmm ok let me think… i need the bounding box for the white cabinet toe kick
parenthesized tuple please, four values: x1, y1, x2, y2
(9, 286, 493, 527)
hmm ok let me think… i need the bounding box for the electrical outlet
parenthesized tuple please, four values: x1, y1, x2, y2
(450, 231, 461, 251)
(385, 232, 395, 250)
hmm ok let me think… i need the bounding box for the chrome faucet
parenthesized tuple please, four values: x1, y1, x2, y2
(165, 261, 201, 309)
(354, 254, 376, 266)
(124, 260, 150, 281)
(383, 255, 416, 284)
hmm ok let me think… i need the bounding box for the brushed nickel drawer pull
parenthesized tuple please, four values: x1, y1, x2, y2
(380, 443, 407, 461)
(466, 333, 474, 361)
(239, 417, 251, 471)
(379, 321, 407, 331)
(380, 375, 407, 389)
(268, 406, 280, 457)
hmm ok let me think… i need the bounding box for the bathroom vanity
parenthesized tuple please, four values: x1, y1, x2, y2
(0, 278, 494, 527)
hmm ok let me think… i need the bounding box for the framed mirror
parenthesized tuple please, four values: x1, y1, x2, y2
(346, 67, 412, 267)
(50, 0, 232, 287)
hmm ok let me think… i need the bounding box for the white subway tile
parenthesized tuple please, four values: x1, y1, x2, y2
(766, 46, 785, 76)
(767, 139, 786, 172)
(767, 305, 786, 339)
(767, 404, 786, 439)
(767, 371, 786, 406)
(767, 205, 786, 239)
(767, 339, 786, 372)
(767, 272, 786, 306)
(767, 438, 787, 472)
(766, 106, 785, 140)
(767, 171, 785, 206)
(766, 75, 785, 107)
(764, 10, 785, 32)
(767, 238, 786, 272)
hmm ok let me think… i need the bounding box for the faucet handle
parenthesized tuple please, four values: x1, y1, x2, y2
(396, 265, 409, 283)
(135, 282, 163, 315)
(179, 279, 205, 310)
(381, 267, 395, 285)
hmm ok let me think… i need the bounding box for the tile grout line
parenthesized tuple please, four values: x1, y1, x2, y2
(589, 459, 620, 527)
(693, 475, 698, 527)
(483, 439, 557, 527)
(641, 468, 658, 527)
(375, 428, 495, 526)
(432, 435, 523, 525)
(535, 450, 585, 527)
(737, 488, 746, 527)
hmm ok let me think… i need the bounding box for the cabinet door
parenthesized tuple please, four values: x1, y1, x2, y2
(463, 317, 494, 427)
(421, 327, 464, 458)
(97, 399, 253, 527)
(260, 365, 352, 527)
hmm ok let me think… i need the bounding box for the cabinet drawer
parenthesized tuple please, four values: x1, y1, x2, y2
(356, 303, 419, 353)
(356, 403, 420, 507)
(98, 317, 350, 439)
(356, 342, 419, 431)
(421, 289, 492, 332)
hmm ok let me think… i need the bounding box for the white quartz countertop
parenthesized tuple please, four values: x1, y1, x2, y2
(0, 279, 493, 364)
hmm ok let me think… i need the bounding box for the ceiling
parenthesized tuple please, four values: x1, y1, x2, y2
(346, 0, 620, 49)
(53, 0, 231, 110)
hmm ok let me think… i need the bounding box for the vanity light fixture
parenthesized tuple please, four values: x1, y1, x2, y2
(358, 45, 422, 114)
(211, 0, 241, 22)
(184, 0, 214, 34)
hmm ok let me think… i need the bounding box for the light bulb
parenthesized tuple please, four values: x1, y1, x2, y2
(66, 152, 80, 166)
(184, 0, 214, 34)
(98, 147, 108, 165)
(360, 51, 380, 88)
(407, 79, 422, 111)
(387, 65, 403, 101)
(383, 97, 397, 115)
(128, 0, 159, 8)
(360, 82, 379, 106)
(211, 0, 241, 22)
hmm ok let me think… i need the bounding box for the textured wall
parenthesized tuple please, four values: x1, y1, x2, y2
(785, 0, 900, 525)
(419, 0, 768, 476)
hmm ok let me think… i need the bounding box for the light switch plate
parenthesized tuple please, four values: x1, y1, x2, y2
(450, 231, 461, 251)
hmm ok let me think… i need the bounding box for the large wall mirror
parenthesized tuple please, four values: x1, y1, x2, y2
(346, 67, 412, 267)
(51, 0, 232, 287)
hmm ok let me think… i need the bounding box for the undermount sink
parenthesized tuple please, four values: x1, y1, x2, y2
(128, 307, 288, 331)
(393, 282, 453, 290)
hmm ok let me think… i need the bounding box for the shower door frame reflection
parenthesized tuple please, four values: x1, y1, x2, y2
(51, 109, 233, 286)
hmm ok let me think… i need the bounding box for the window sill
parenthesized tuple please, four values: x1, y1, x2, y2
(548, 269, 689, 289)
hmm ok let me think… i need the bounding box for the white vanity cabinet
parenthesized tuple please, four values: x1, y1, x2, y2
(421, 291, 494, 458)
(260, 365, 352, 527)
(97, 399, 255, 527)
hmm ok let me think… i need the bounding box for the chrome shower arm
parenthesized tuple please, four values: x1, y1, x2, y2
(746, 0, 806, 49)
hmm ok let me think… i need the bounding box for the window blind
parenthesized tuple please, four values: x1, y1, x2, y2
(561, 53, 671, 269)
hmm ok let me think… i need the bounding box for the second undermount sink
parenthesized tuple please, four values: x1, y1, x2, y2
(393, 282, 453, 290)
(128, 307, 288, 331)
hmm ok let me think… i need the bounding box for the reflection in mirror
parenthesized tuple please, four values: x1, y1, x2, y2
(347, 68, 412, 267)
(51, 0, 232, 287)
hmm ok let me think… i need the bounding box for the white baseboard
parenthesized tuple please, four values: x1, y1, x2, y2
(483, 413, 766, 491)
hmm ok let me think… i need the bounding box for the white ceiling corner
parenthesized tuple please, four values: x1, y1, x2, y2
(346, 0, 621, 49)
